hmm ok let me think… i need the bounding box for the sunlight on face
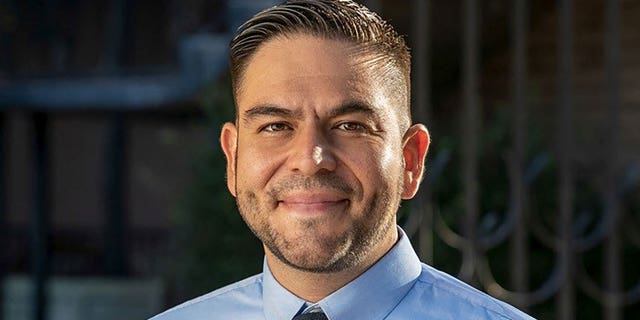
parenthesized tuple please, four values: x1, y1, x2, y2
(228, 34, 408, 273)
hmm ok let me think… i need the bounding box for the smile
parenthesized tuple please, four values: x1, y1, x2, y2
(277, 192, 349, 215)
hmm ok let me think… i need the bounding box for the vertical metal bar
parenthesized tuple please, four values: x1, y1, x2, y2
(104, 0, 130, 277)
(603, 0, 622, 319)
(106, 0, 128, 72)
(460, 0, 480, 283)
(31, 112, 50, 320)
(413, 0, 432, 125)
(0, 113, 5, 320)
(557, 0, 575, 318)
(511, 0, 529, 309)
(412, 0, 433, 264)
(105, 114, 129, 276)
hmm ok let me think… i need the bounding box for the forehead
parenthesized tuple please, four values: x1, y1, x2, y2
(236, 34, 383, 111)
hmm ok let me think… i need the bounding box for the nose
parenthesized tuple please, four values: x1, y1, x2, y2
(288, 126, 337, 175)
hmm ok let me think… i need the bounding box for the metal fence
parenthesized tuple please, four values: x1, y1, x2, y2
(0, 2, 279, 320)
(1, 0, 639, 319)
(404, 0, 639, 319)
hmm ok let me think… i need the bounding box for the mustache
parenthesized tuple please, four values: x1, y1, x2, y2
(268, 173, 354, 198)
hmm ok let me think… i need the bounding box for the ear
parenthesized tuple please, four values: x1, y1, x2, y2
(220, 122, 238, 197)
(401, 124, 430, 199)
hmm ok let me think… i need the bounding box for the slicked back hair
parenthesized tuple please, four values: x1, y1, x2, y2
(228, 0, 411, 125)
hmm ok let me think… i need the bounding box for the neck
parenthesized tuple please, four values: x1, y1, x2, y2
(265, 227, 398, 302)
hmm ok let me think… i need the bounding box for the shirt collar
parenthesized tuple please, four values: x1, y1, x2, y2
(263, 258, 307, 320)
(262, 227, 422, 320)
(318, 227, 422, 320)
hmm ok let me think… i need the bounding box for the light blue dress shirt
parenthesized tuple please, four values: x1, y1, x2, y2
(150, 228, 534, 319)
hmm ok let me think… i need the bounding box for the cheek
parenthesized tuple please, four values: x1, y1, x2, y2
(236, 141, 282, 188)
(379, 143, 399, 173)
(346, 142, 403, 188)
(370, 137, 404, 174)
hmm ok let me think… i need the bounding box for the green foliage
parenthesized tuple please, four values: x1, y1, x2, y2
(172, 79, 262, 299)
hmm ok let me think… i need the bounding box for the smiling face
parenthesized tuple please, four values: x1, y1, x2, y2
(221, 34, 428, 273)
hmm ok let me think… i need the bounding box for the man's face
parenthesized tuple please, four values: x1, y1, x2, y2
(221, 34, 428, 273)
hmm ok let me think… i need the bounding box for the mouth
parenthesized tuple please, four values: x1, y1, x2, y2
(277, 192, 349, 215)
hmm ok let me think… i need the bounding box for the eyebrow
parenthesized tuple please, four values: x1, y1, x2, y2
(242, 105, 303, 123)
(242, 101, 378, 123)
(327, 102, 377, 119)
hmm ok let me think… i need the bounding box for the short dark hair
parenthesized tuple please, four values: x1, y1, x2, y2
(228, 0, 411, 125)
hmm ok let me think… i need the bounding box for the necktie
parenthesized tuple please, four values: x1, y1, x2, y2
(291, 312, 328, 320)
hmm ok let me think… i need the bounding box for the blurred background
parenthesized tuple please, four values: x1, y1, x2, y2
(0, 0, 639, 319)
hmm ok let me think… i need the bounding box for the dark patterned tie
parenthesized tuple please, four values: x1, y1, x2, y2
(291, 312, 328, 320)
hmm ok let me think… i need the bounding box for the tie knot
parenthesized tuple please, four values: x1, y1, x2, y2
(292, 305, 328, 320)
(291, 312, 328, 320)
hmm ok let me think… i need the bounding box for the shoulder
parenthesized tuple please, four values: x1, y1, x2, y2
(393, 264, 535, 319)
(149, 274, 264, 320)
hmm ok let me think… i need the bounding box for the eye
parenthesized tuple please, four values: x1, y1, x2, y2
(260, 122, 292, 133)
(336, 122, 367, 132)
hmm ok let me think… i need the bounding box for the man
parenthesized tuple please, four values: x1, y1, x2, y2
(151, 0, 534, 319)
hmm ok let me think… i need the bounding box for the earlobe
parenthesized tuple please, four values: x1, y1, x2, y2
(220, 122, 238, 197)
(401, 124, 430, 199)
